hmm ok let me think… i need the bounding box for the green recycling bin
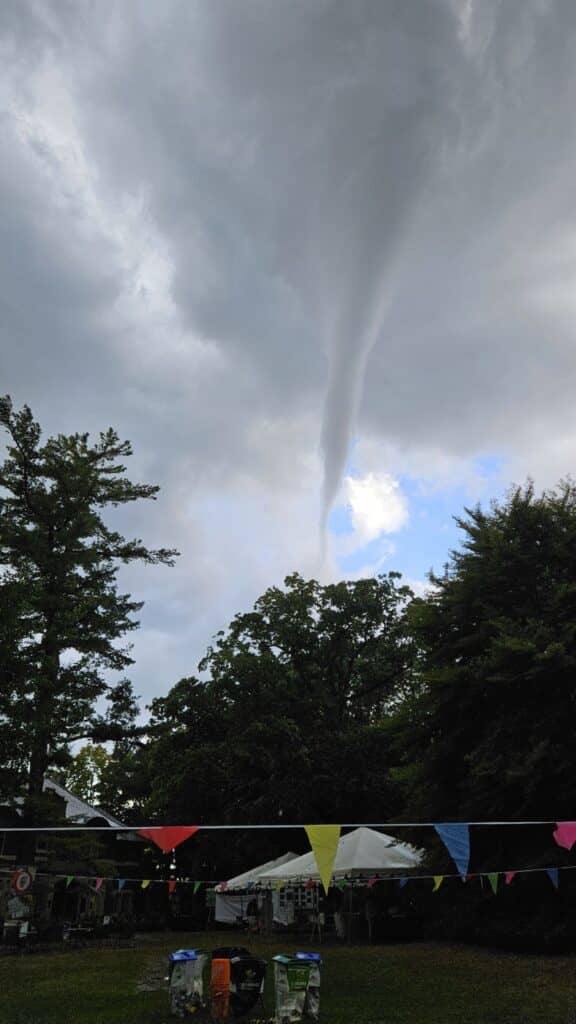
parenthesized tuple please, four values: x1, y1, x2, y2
(272, 953, 321, 1024)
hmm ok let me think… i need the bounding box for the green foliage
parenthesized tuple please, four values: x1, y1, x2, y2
(397, 480, 576, 821)
(140, 572, 416, 876)
(0, 396, 177, 800)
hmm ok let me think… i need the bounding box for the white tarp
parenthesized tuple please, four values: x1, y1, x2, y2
(214, 893, 248, 924)
(214, 852, 298, 892)
(259, 827, 422, 882)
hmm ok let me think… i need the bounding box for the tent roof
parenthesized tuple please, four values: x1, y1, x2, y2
(259, 828, 422, 882)
(215, 852, 299, 892)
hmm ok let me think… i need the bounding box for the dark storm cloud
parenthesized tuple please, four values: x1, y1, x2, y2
(3, 0, 576, 698)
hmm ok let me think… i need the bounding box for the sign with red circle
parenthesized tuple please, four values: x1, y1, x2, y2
(11, 869, 33, 893)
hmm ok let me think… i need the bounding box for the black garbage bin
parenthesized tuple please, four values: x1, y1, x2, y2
(211, 947, 266, 1019)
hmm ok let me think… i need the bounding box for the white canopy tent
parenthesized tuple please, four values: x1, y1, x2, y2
(215, 852, 299, 893)
(259, 827, 422, 883)
(213, 852, 299, 926)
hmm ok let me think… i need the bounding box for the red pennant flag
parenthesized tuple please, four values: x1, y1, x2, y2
(305, 878, 316, 890)
(553, 822, 576, 851)
(137, 826, 200, 853)
(168, 880, 177, 894)
(505, 871, 516, 885)
(367, 876, 378, 888)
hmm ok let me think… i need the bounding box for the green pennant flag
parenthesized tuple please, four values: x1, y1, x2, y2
(487, 873, 499, 895)
(193, 880, 202, 894)
(65, 876, 74, 888)
(336, 878, 347, 890)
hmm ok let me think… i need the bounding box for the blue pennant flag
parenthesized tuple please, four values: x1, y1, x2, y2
(117, 879, 126, 891)
(546, 868, 559, 889)
(434, 824, 470, 879)
(398, 878, 409, 889)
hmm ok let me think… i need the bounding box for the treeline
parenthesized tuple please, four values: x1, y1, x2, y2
(4, 399, 576, 921)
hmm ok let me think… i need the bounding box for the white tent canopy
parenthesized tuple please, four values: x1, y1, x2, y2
(215, 852, 299, 892)
(259, 828, 422, 882)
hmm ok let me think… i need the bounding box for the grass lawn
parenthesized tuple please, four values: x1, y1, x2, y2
(1, 931, 576, 1024)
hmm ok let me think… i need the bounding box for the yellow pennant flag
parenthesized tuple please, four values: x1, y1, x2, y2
(433, 875, 444, 891)
(304, 825, 341, 894)
(141, 879, 151, 890)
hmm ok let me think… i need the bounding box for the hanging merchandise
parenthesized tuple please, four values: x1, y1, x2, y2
(273, 953, 321, 1024)
(168, 948, 210, 1018)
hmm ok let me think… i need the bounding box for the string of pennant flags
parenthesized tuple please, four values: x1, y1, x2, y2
(3, 863, 574, 895)
(3, 819, 576, 894)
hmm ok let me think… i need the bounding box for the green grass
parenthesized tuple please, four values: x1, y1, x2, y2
(1, 931, 576, 1023)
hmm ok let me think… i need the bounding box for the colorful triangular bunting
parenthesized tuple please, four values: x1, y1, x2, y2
(547, 868, 559, 889)
(434, 823, 470, 879)
(65, 875, 74, 888)
(304, 825, 341, 894)
(553, 822, 576, 851)
(193, 881, 202, 894)
(168, 880, 177, 894)
(94, 877, 103, 891)
(487, 873, 498, 895)
(504, 872, 516, 885)
(141, 879, 151, 890)
(118, 879, 126, 891)
(433, 875, 443, 892)
(136, 826, 200, 853)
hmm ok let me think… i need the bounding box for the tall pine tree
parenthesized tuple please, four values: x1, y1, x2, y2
(0, 396, 177, 801)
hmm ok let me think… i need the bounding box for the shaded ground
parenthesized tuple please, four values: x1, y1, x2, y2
(2, 930, 576, 1023)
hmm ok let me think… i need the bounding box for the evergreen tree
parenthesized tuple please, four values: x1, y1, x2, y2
(0, 396, 177, 800)
(400, 480, 576, 820)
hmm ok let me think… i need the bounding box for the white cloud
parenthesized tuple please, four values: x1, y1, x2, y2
(344, 472, 409, 543)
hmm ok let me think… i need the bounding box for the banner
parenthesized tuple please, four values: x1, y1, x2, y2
(304, 824, 341, 893)
(547, 868, 559, 889)
(434, 824, 470, 879)
(553, 822, 576, 851)
(137, 826, 200, 853)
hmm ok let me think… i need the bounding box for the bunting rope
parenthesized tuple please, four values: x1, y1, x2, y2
(0, 818, 570, 832)
(1, 864, 575, 885)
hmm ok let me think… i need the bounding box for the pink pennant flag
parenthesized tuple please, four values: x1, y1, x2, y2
(137, 826, 200, 853)
(367, 876, 378, 888)
(553, 822, 576, 851)
(504, 872, 516, 885)
(94, 877, 104, 891)
(168, 880, 177, 895)
(219, 881, 228, 892)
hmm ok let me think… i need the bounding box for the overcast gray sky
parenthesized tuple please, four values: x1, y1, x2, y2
(2, 0, 576, 705)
